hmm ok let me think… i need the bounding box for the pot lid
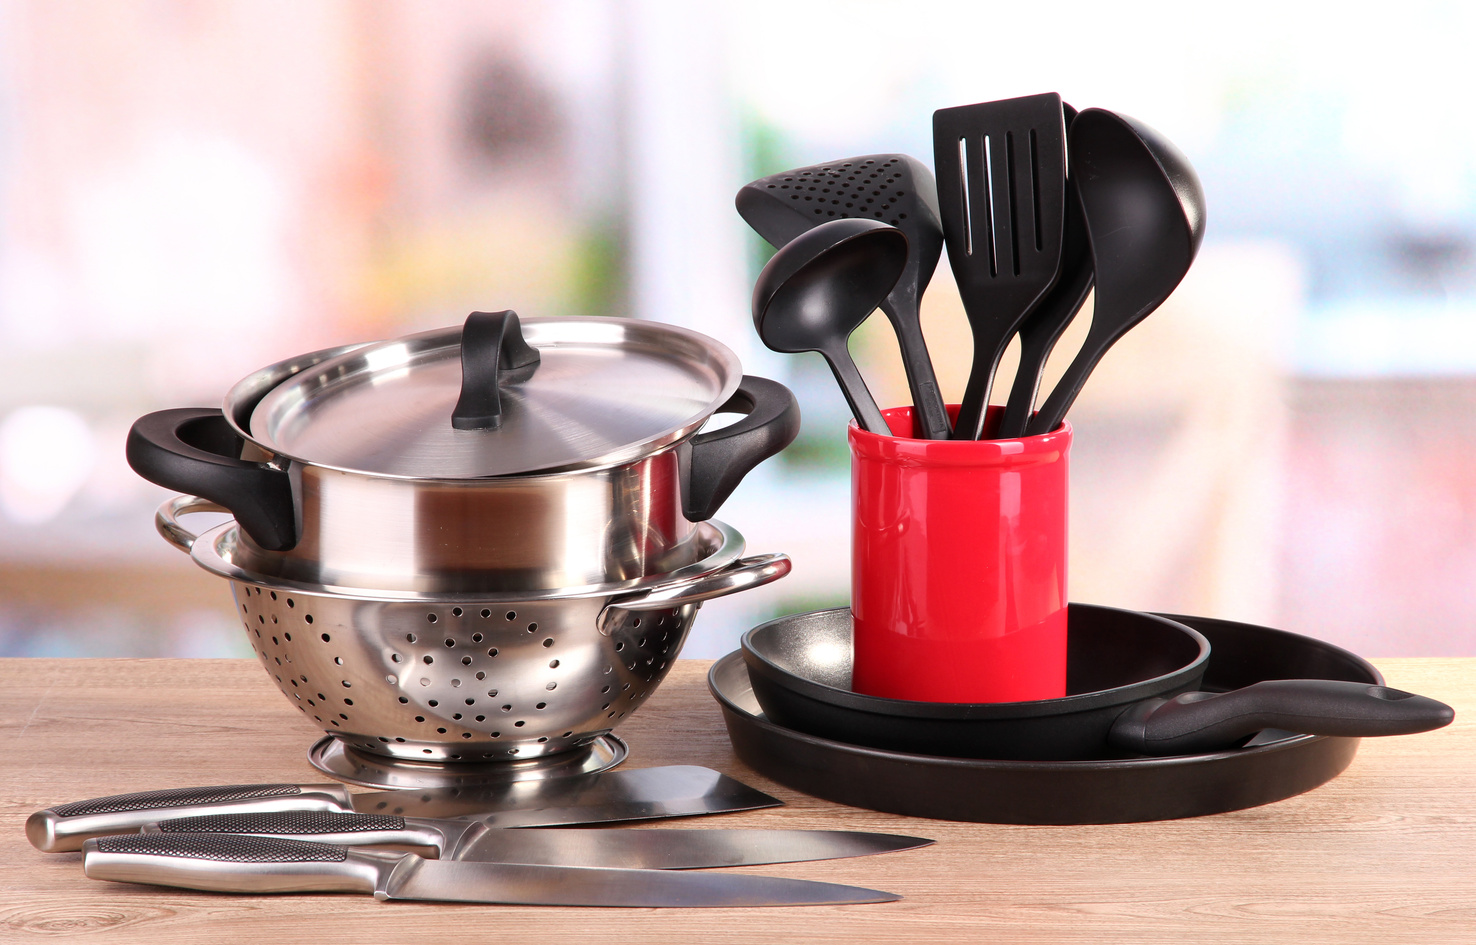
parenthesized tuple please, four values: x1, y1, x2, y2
(248, 314, 742, 479)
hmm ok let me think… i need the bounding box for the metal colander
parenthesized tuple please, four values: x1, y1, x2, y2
(162, 496, 789, 762)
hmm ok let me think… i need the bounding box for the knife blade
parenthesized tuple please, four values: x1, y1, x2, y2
(82, 833, 899, 907)
(28, 765, 781, 852)
(141, 810, 933, 869)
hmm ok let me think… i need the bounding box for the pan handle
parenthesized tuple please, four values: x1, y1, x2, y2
(681, 376, 800, 522)
(1109, 678, 1456, 756)
(597, 553, 791, 634)
(127, 408, 297, 552)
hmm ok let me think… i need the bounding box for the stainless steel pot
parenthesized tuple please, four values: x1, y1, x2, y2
(127, 314, 800, 593)
(158, 495, 791, 761)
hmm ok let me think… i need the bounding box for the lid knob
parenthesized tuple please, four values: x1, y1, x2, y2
(451, 310, 541, 430)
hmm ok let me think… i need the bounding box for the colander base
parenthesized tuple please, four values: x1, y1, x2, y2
(307, 733, 627, 790)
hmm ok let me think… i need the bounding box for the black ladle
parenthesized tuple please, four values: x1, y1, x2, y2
(1026, 109, 1207, 436)
(751, 218, 907, 435)
(737, 156, 951, 439)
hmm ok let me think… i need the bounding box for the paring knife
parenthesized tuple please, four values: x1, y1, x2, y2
(140, 810, 933, 869)
(82, 833, 899, 907)
(28, 765, 780, 853)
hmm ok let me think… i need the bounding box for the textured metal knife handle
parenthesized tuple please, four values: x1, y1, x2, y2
(83, 833, 392, 895)
(27, 783, 356, 852)
(143, 810, 451, 857)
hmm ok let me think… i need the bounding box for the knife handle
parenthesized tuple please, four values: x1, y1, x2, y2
(83, 832, 395, 895)
(27, 783, 356, 852)
(142, 810, 453, 858)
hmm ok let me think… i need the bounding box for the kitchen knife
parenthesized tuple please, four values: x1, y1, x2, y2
(28, 765, 780, 853)
(141, 810, 933, 869)
(82, 833, 900, 907)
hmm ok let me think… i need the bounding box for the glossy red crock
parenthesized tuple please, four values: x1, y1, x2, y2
(850, 405, 1070, 702)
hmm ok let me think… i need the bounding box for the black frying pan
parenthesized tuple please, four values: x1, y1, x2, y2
(710, 611, 1456, 824)
(740, 605, 1451, 761)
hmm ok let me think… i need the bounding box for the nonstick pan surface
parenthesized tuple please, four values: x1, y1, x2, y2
(709, 612, 1383, 824)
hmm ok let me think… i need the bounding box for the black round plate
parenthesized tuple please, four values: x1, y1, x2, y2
(709, 612, 1378, 824)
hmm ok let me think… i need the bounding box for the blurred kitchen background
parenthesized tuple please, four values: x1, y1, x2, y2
(1, 0, 1474, 659)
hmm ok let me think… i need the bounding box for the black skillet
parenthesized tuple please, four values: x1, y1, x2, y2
(710, 610, 1456, 824)
(740, 605, 1449, 761)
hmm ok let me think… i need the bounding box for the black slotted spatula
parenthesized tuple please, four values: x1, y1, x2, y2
(737, 155, 952, 439)
(934, 93, 1068, 439)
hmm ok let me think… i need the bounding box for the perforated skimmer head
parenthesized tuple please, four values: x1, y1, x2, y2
(737, 155, 939, 248)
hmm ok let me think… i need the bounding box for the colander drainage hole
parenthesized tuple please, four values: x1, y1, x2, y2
(542, 638, 554, 648)
(423, 749, 433, 754)
(614, 642, 623, 651)
(461, 657, 472, 666)
(453, 713, 462, 720)
(481, 609, 491, 618)
(398, 697, 409, 704)
(535, 703, 546, 710)
(549, 659, 559, 669)
(287, 598, 295, 608)
(514, 721, 525, 727)
(415, 716, 426, 722)
(406, 633, 417, 643)
(462, 733, 472, 739)
(476, 715, 486, 722)
(475, 672, 486, 680)
(305, 615, 314, 624)
(334, 657, 343, 666)
(632, 618, 641, 628)
(423, 656, 434, 665)
(428, 699, 439, 707)
(487, 648, 499, 658)
(321, 633, 330, 642)
(465, 697, 475, 705)
(391, 654, 402, 663)
(505, 611, 516, 621)
(427, 614, 438, 624)
(395, 737, 405, 742)
(444, 639, 455, 648)
(502, 705, 512, 712)
(472, 633, 483, 643)
(601, 685, 610, 693)
(436, 727, 447, 734)
(452, 608, 463, 617)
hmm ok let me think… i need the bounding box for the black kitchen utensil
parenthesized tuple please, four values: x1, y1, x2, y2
(737, 155, 951, 439)
(1025, 108, 1206, 435)
(997, 104, 1094, 439)
(751, 217, 908, 435)
(710, 613, 1457, 824)
(934, 93, 1068, 440)
(740, 606, 1451, 761)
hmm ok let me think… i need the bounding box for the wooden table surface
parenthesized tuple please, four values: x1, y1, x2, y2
(1, 656, 1473, 944)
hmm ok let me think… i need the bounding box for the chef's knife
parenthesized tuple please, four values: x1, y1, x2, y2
(82, 833, 899, 907)
(141, 810, 933, 869)
(28, 765, 780, 853)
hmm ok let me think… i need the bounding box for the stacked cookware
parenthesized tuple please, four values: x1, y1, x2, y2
(714, 93, 1455, 824)
(128, 311, 801, 786)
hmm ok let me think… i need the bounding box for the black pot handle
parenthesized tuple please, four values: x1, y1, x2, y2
(126, 408, 297, 552)
(681, 375, 800, 522)
(1109, 678, 1455, 756)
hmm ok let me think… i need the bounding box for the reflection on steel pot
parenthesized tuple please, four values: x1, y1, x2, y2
(158, 495, 791, 762)
(127, 313, 801, 594)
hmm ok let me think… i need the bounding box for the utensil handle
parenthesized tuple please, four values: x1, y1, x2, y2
(126, 408, 297, 551)
(1110, 679, 1456, 756)
(83, 833, 391, 895)
(682, 375, 801, 521)
(1024, 330, 1108, 436)
(143, 811, 452, 858)
(879, 297, 951, 440)
(451, 310, 540, 430)
(820, 345, 890, 435)
(26, 783, 355, 852)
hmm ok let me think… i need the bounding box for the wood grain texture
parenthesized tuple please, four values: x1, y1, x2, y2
(1, 656, 1473, 944)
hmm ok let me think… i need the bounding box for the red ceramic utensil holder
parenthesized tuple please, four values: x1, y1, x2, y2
(850, 406, 1070, 702)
